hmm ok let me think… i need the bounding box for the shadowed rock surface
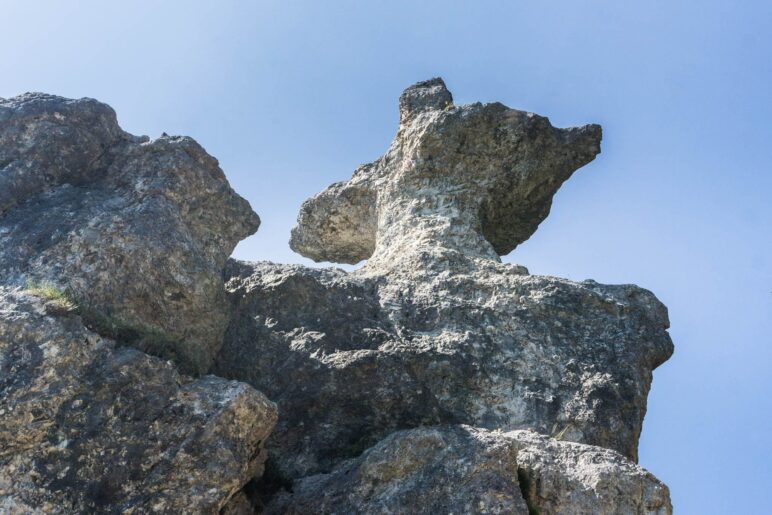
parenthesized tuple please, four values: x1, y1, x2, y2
(214, 79, 673, 482)
(265, 425, 528, 514)
(265, 426, 671, 515)
(0, 93, 260, 374)
(0, 287, 277, 514)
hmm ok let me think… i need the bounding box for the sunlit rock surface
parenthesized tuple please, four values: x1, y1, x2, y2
(0, 80, 674, 513)
(265, 426, 672, 515)
(0, 93, 260, 374)
(214, 80, 673, 484)
(0, 287, 277, 513)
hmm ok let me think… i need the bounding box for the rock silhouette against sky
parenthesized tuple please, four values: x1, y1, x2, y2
(0, 80, 673, 513)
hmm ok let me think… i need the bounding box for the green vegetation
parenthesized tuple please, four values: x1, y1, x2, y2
(24, 278, 185, 369)
(24, 280, 77, 313)
(75, 303, 183, 368)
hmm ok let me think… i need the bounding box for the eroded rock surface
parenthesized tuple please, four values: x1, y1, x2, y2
(266, 426, 672, 515)
(214, 79, 673, 481)
(512, 429, 672, 514)
(216, 258, 671, 478)
(0, 287, 277, 514)
(0, 80, 674, 513)
(290, 77, 601, 267)
(0, 93, 260, 374)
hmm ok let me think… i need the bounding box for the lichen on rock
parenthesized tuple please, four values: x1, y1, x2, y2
(264, 425, 672, 515)
(290, 77, 601, 266)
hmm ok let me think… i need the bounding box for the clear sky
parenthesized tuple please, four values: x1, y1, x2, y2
(2, 1, 770, 512)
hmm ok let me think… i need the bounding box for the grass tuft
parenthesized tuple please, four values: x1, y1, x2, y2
(24, 280, 77, 313)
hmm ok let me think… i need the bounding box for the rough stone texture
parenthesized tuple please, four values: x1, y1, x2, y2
(266, 425, 672, 515)
(290, 77, 602, 266)
(0, 93, 260, 374)
(216, 259, 671, 478)
(512, 429, 672, 515)
(0, 287, 277, 514)
(265, 425, 528, 515)
(0, 80, 674, 512)
(214, 79, 673, 481)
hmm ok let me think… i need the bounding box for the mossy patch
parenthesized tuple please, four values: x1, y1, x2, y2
(77, 306, 193, 372)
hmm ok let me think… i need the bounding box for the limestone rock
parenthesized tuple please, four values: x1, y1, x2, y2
(0, 93, 260, 374)
(290, 77, 601, 266)
(0, 287, 277, 514)
(513, 429, 672, 514)
(214, 79, 672, 480)
(0, 79, 674, 512)
(215, 259, 671, 479)
(266, 425, 672, 515)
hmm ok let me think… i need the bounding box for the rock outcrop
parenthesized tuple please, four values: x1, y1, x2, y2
(0, 93, 260, 375)
(289, 77, 601, 267)
(0, 287, 277, 513)
(214, 79, 673, 483)
(265, 425, 672, 515)
(0, 80, 674, 513)
(216, 259, 671, 479)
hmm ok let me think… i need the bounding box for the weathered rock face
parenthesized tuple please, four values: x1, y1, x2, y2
(0, 93, 260, 374)
(512, 428, 671, 515)
(0, 287, 277, 514)
(214, 79, 673, 481)
(216, 259, 671, 478)
(265, 425, 528, 515)
(290, 77, 601, 267)
(0, 80, 674, 513)
(266, 426, 672, 515)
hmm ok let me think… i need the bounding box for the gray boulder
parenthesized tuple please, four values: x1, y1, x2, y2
(266, 425, 672, 515)
(213, 79, 673, 479)
(0, 93, 260, 374)
(0, 287, 277, 514)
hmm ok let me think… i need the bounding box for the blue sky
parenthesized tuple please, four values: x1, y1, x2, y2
(2, 1, 770, 511)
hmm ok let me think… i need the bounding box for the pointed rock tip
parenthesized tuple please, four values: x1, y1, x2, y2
(399, 77, 453, 120)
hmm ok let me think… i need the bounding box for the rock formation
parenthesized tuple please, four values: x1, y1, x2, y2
(214, 79, 673, 486)
(0, 287, 277, 513)
(290, 78, 601, 268)
(0, 80, 673, 513)
(265, 426, 671, 515)
(0, 93, 260, 375)
(0, 92, 272, 513)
